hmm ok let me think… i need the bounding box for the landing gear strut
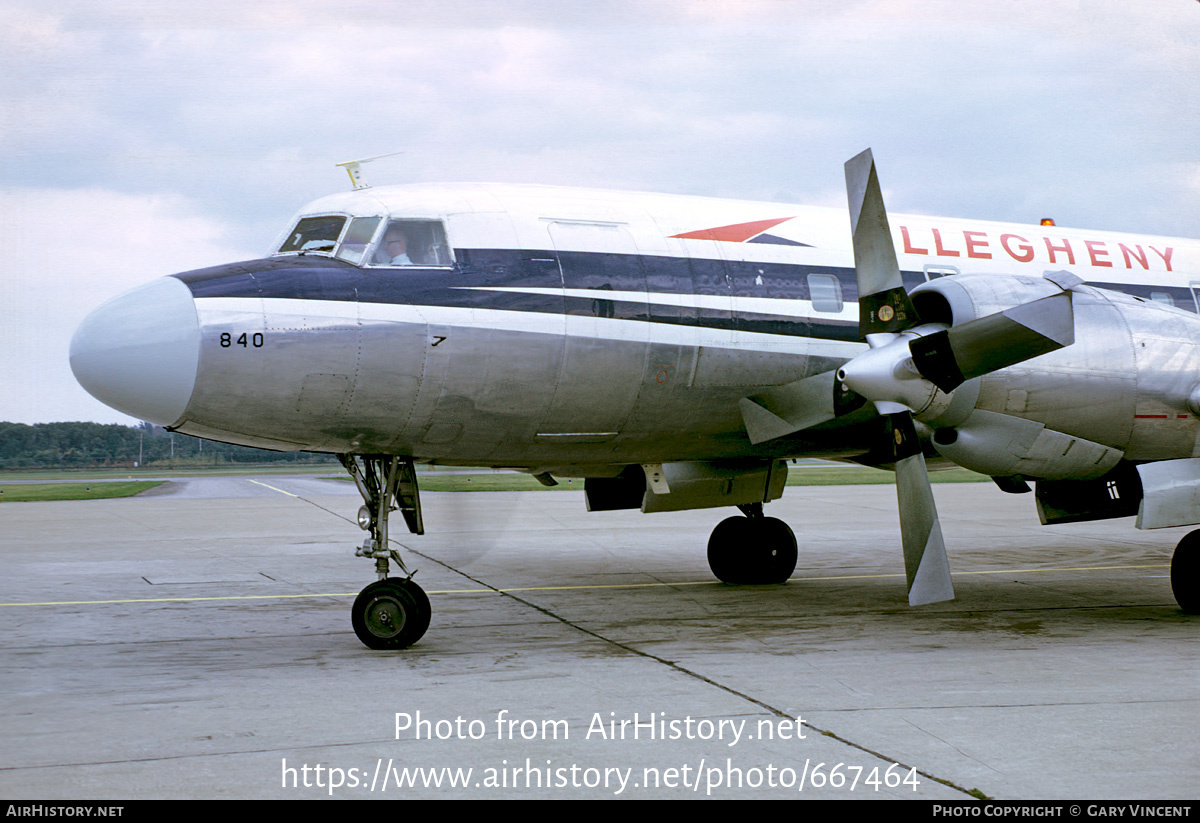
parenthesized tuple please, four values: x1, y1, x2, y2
(1172, 530, 1200, 614)
(340, 454, 432, 649)
(707, 503, 798, 584)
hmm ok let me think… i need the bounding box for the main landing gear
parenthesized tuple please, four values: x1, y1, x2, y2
(340, 455, 432, 649)
(1172, 530, 1200, 614)
(707, 503, 798, 585)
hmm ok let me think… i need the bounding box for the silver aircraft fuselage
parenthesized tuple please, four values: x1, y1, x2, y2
(69, 172, 1200, 644)
(70, 182, 1200, 476)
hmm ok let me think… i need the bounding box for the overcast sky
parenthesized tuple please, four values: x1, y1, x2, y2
(3, 0, 1198, 425)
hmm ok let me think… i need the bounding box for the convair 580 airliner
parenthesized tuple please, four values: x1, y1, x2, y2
(70, 151, 1200, 648)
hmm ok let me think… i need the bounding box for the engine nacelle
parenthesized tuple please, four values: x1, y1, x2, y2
(909, 273, 1200, 478)
(930, 409, 1123, 480)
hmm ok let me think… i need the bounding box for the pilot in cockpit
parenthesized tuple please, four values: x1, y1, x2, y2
(371, 219, 448, 266)
(380, 226, 413, 265)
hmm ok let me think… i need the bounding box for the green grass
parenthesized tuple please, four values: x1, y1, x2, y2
(0, 481, 165, 502)
(406, 465, 988, 492)
(0, 464, 335, 482)
(1, 464, 990, 497)
(785, 465, 986, 486)
(418, 473, 582, 492)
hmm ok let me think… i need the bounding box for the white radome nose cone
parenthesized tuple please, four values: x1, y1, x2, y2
(70, 276, 201, 426)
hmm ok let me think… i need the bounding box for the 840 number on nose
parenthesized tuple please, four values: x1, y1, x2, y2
(220, 332, 264, 348)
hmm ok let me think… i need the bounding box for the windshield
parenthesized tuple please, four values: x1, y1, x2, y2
(334, 216, 382, 264)
(274, 214, 450, 267)
(277, 216, 346, 254)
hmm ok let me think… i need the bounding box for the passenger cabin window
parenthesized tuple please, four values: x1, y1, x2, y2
(278, 216, 347, 254)
(1150, 292, 1175, 308)
(807, 273, 843, 313)
(369, 220, 451, 267)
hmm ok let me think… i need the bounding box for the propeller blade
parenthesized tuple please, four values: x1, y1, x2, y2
(843, 150, 956, 606)
(739, 370, 865, 444)
(884, 412, 955, 605)
(845, 148, 920, 336)
(909, 291, 1075, 393)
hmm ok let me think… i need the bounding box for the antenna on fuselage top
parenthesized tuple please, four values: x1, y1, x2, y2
(335, 151, 406, 190)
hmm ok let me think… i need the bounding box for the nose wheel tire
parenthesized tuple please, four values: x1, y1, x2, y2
(352, 578, 431, 649)
(707, 515, 797, 584)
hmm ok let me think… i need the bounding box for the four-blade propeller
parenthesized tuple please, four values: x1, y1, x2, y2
(741, 148, 1077, 605)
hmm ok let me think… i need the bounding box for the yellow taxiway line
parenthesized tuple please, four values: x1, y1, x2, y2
(0, 563, 1169, 608)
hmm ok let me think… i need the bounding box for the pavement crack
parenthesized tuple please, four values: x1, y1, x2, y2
(902, 717, 1000, 775)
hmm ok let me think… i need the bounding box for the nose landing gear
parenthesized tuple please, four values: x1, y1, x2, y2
(352, 577, 432, 650)
(340, 454, 432, 649)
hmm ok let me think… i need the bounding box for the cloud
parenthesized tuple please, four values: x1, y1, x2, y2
(4, 3, 1196, 225)
(1, 0, 1198, 423)
(0, 188, 254, 424)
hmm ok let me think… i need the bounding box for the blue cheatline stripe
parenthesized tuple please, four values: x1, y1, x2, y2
(173, 247, 1198, 343)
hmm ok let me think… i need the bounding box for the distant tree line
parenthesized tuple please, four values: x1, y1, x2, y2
(0, 421, 339, 470)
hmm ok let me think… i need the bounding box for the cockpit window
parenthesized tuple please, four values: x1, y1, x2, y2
(334, 216, 382, 264)
(369, 220, 451, 267)
(274, 214, 451, 267)
(278, 216, 347, 254)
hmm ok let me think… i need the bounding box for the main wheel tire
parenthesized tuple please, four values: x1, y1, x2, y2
(1172, 530, 1200, 614)
(352, 578, 431, 649)
(708, 516, 753, 583)
(756, 516, 798, 584)
(707, 516, 797, 584)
